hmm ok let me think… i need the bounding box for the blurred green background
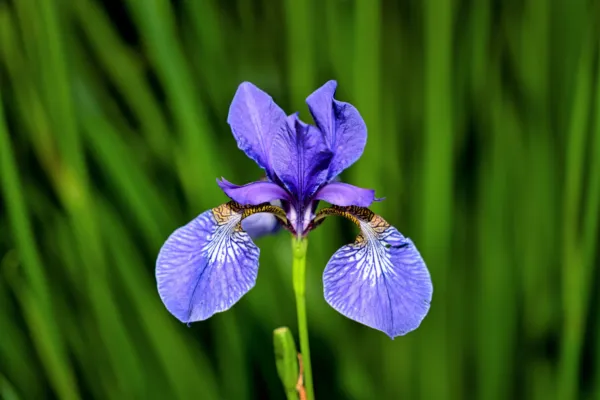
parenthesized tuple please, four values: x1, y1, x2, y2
(1, 0, 599, 399)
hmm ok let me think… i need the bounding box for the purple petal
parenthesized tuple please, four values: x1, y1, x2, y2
(156, 204, 260, 323)
(228, 82, 286, 177)
(271, 114, 333, 203)
(323, 223, 432, 338)
(313, 182, 376, 207)
(242, 212, 281, 239)
(306, 80, 367, 179)
(217, 178, 291, 205)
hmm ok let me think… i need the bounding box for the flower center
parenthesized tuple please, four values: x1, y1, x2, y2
(285, 200, 317, 237)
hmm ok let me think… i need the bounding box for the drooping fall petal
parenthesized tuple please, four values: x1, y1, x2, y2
(320, 207, 432, 338)
(156, 203, 260, 323)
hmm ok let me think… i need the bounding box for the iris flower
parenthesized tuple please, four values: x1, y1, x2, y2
(156, 81, 432, 338)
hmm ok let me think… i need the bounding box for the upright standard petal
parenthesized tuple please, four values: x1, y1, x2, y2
(271, 113, 333, 204)
(320, 207, 432, 338)
(228, 82, 286, 177)
(313, 182, 377, 207)
(306, 80, 367, 179)
(217, 178, 291, 205)
(156, 203, 260, 323)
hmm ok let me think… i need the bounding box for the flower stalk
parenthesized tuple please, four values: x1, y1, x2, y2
(292, 237, 314, 400)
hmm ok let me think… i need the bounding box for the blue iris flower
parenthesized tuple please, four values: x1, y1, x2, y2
(156, 81, 433, 338)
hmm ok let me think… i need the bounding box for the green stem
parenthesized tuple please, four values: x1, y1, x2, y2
(292, 237, 314, 400)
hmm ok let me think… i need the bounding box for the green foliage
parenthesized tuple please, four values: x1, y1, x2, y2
(273, 327, 299, 400)
(0, 0, 599, 399)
